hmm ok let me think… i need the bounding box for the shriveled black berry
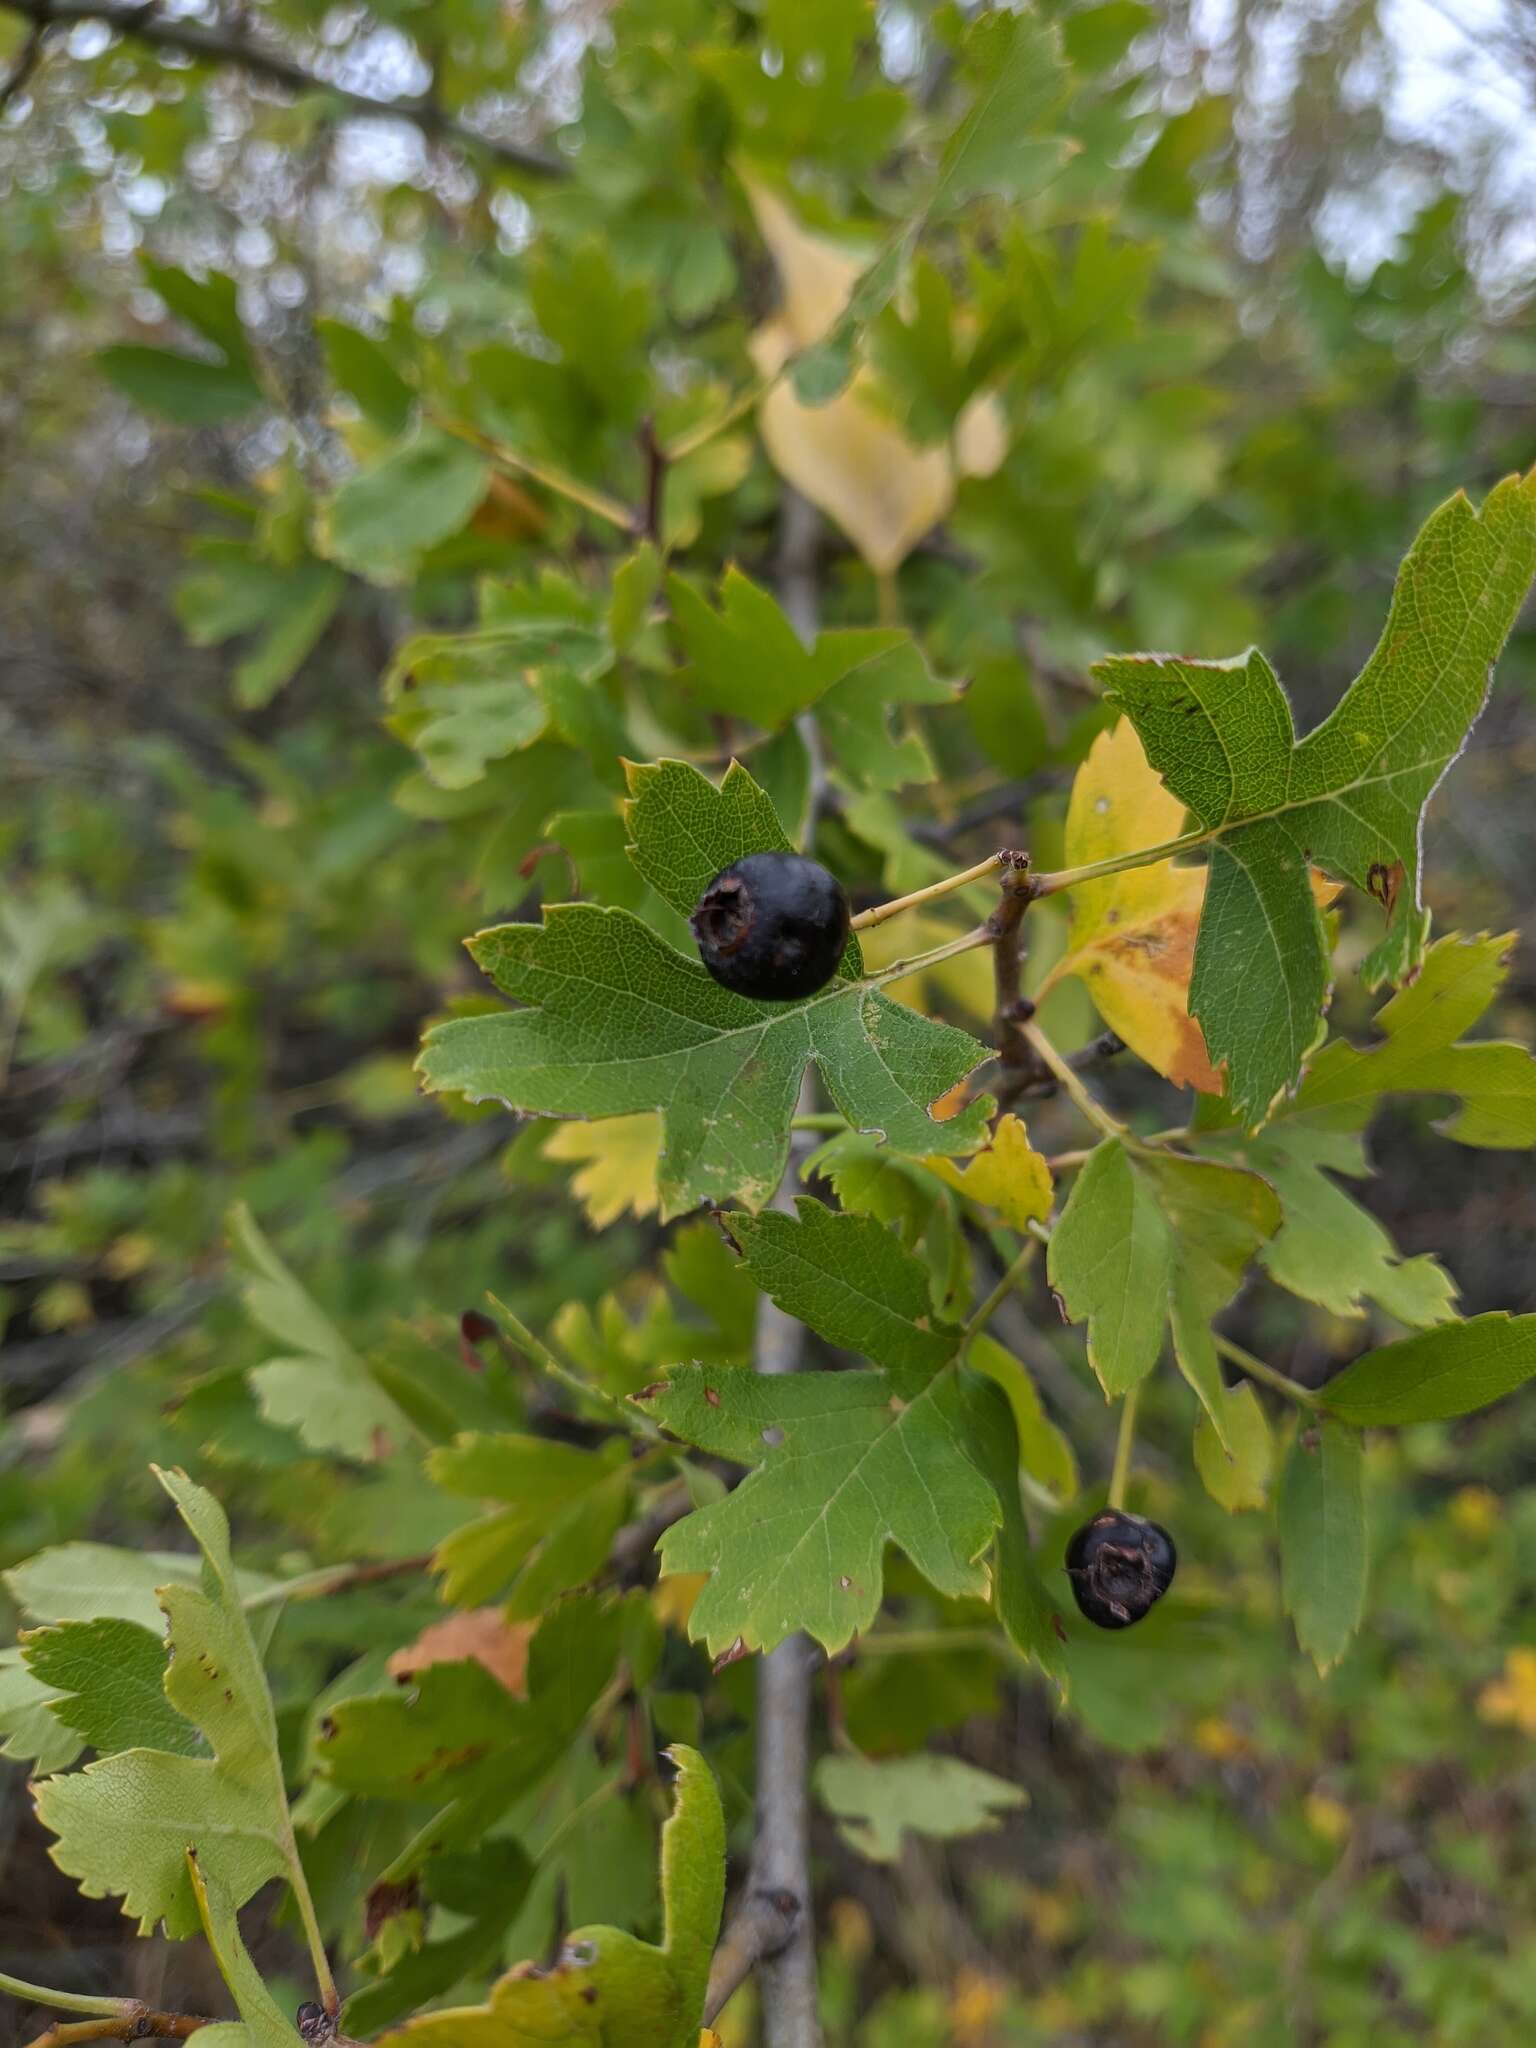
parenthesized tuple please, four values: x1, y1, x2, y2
(1065, 1510, 1176, 1629)
(690, 851, 850, 1001)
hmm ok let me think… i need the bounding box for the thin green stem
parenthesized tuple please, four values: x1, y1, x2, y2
(1108, 1383, 1140, 1511)
(790, 1112, 849, 1132)
(1033, 826, 1212, 898)
(850, 854, 1007, 932)
(1215, 1334, 1321, 1410)
(0, 1977, 127, 2020)
(961, 1240, 1039, 1351)
(1045, 1149, 1094, 1173)
(486, 1293, 664, 1439)
(242, 1552, 431, 1611)
(867, 922, 993, 984)
(284, 1855, 339, 2016)
(1021, 1021, 1129, 1145)
(434, 416, 635, 532)
(662, 373, 774, 462)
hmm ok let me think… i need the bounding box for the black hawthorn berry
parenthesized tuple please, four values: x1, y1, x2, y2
(1065, 1509, 1176, 1629)
(690, 851, 851, 1001)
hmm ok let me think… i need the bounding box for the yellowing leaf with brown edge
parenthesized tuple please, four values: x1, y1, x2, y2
(1040, 719, 1222, 1093)
(542, 1112, 662, 1228)
(744, 179, 1007, 575)
(924, 1113, 1053, 1230)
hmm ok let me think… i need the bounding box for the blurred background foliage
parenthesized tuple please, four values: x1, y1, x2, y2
(2, 1, 1535, 2043)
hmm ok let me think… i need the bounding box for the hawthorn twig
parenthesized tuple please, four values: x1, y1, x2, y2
(0, 1, 562, 174)
(703, 1886, 802, 2026)
(242, 1552, 434, 1611)
(722, 483, 825, 2048)
(848, 851, 1007, 931)
(19, 2013, 214, 2048)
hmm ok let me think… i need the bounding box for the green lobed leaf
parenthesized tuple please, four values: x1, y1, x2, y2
(664, 574, 957, 789)
(428, 1434, 633, 1609)
(320, 427, 490, 584)
(657, 1743, 726, 2032)
(1320, 1313, 1536, 1426)
(1289, 930, 1536, 1147)
(622, 758, 823, 927)
(231, 1203, 413, 1461)
(815, 1751, 1026, 1863)
(724, 1200, 955, 1380)
(1201, 1122, 1457, 1326)
(383, 598, 610, 792)
(4, 1542, 266, 1632)
(370, 1747, 721, 2048)
(33, 1468, 305, 1936)
(418, 900, 989, 1217)
(1278, 1420, 1368, 1674)
(642, 1362, 999, 1658)
(22, 1618, 200, 1758)
(0, 1649, 82, 1775)
(640, 1205, 1006, 1651)
(317, 1595, 627, 1852)
(1099, 472, 1536, 1120)
(1047, 1141, 1280, 1443)
(933, 4, 1073, 209)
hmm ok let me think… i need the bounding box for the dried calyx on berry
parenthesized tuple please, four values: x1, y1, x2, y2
(690, 851, 851, 1001)
(1065, 1509, 1176, 1629)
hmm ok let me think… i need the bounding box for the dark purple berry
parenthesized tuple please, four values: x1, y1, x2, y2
(1065, 1510, 1176, 1629)
(690, 851, 850, 1001)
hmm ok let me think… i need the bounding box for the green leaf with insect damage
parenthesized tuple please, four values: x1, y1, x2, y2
(1100, 473, 1536, 1120)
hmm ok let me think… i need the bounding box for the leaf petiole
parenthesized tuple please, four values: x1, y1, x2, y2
(961, 1240, 1039, 1351)
(1021, 1021, 1130, 1146)
(433, 416, 636, 532)
(486, 1293, 665, 1440)
(850, 853, 1010, 931)
(0, 1977, 128, 2021)
(867, 922, 993, 983)
(1107, 1382, 1140, 1511)
(1215, 1334, 1321, 1410)
(1032, 825, 1213, 898)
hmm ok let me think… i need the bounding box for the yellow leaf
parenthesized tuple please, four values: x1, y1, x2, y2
(542, 1113, 662, 1228)
(652, 1572, 708, 1634)
(1303, 1790, 1352, 1843)
(743, 179, 1007, 574)
(1479, 1647, 1536, 1735)
(924, 1113, 1053, 1230)
(1044, 719, 1223, 1093)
